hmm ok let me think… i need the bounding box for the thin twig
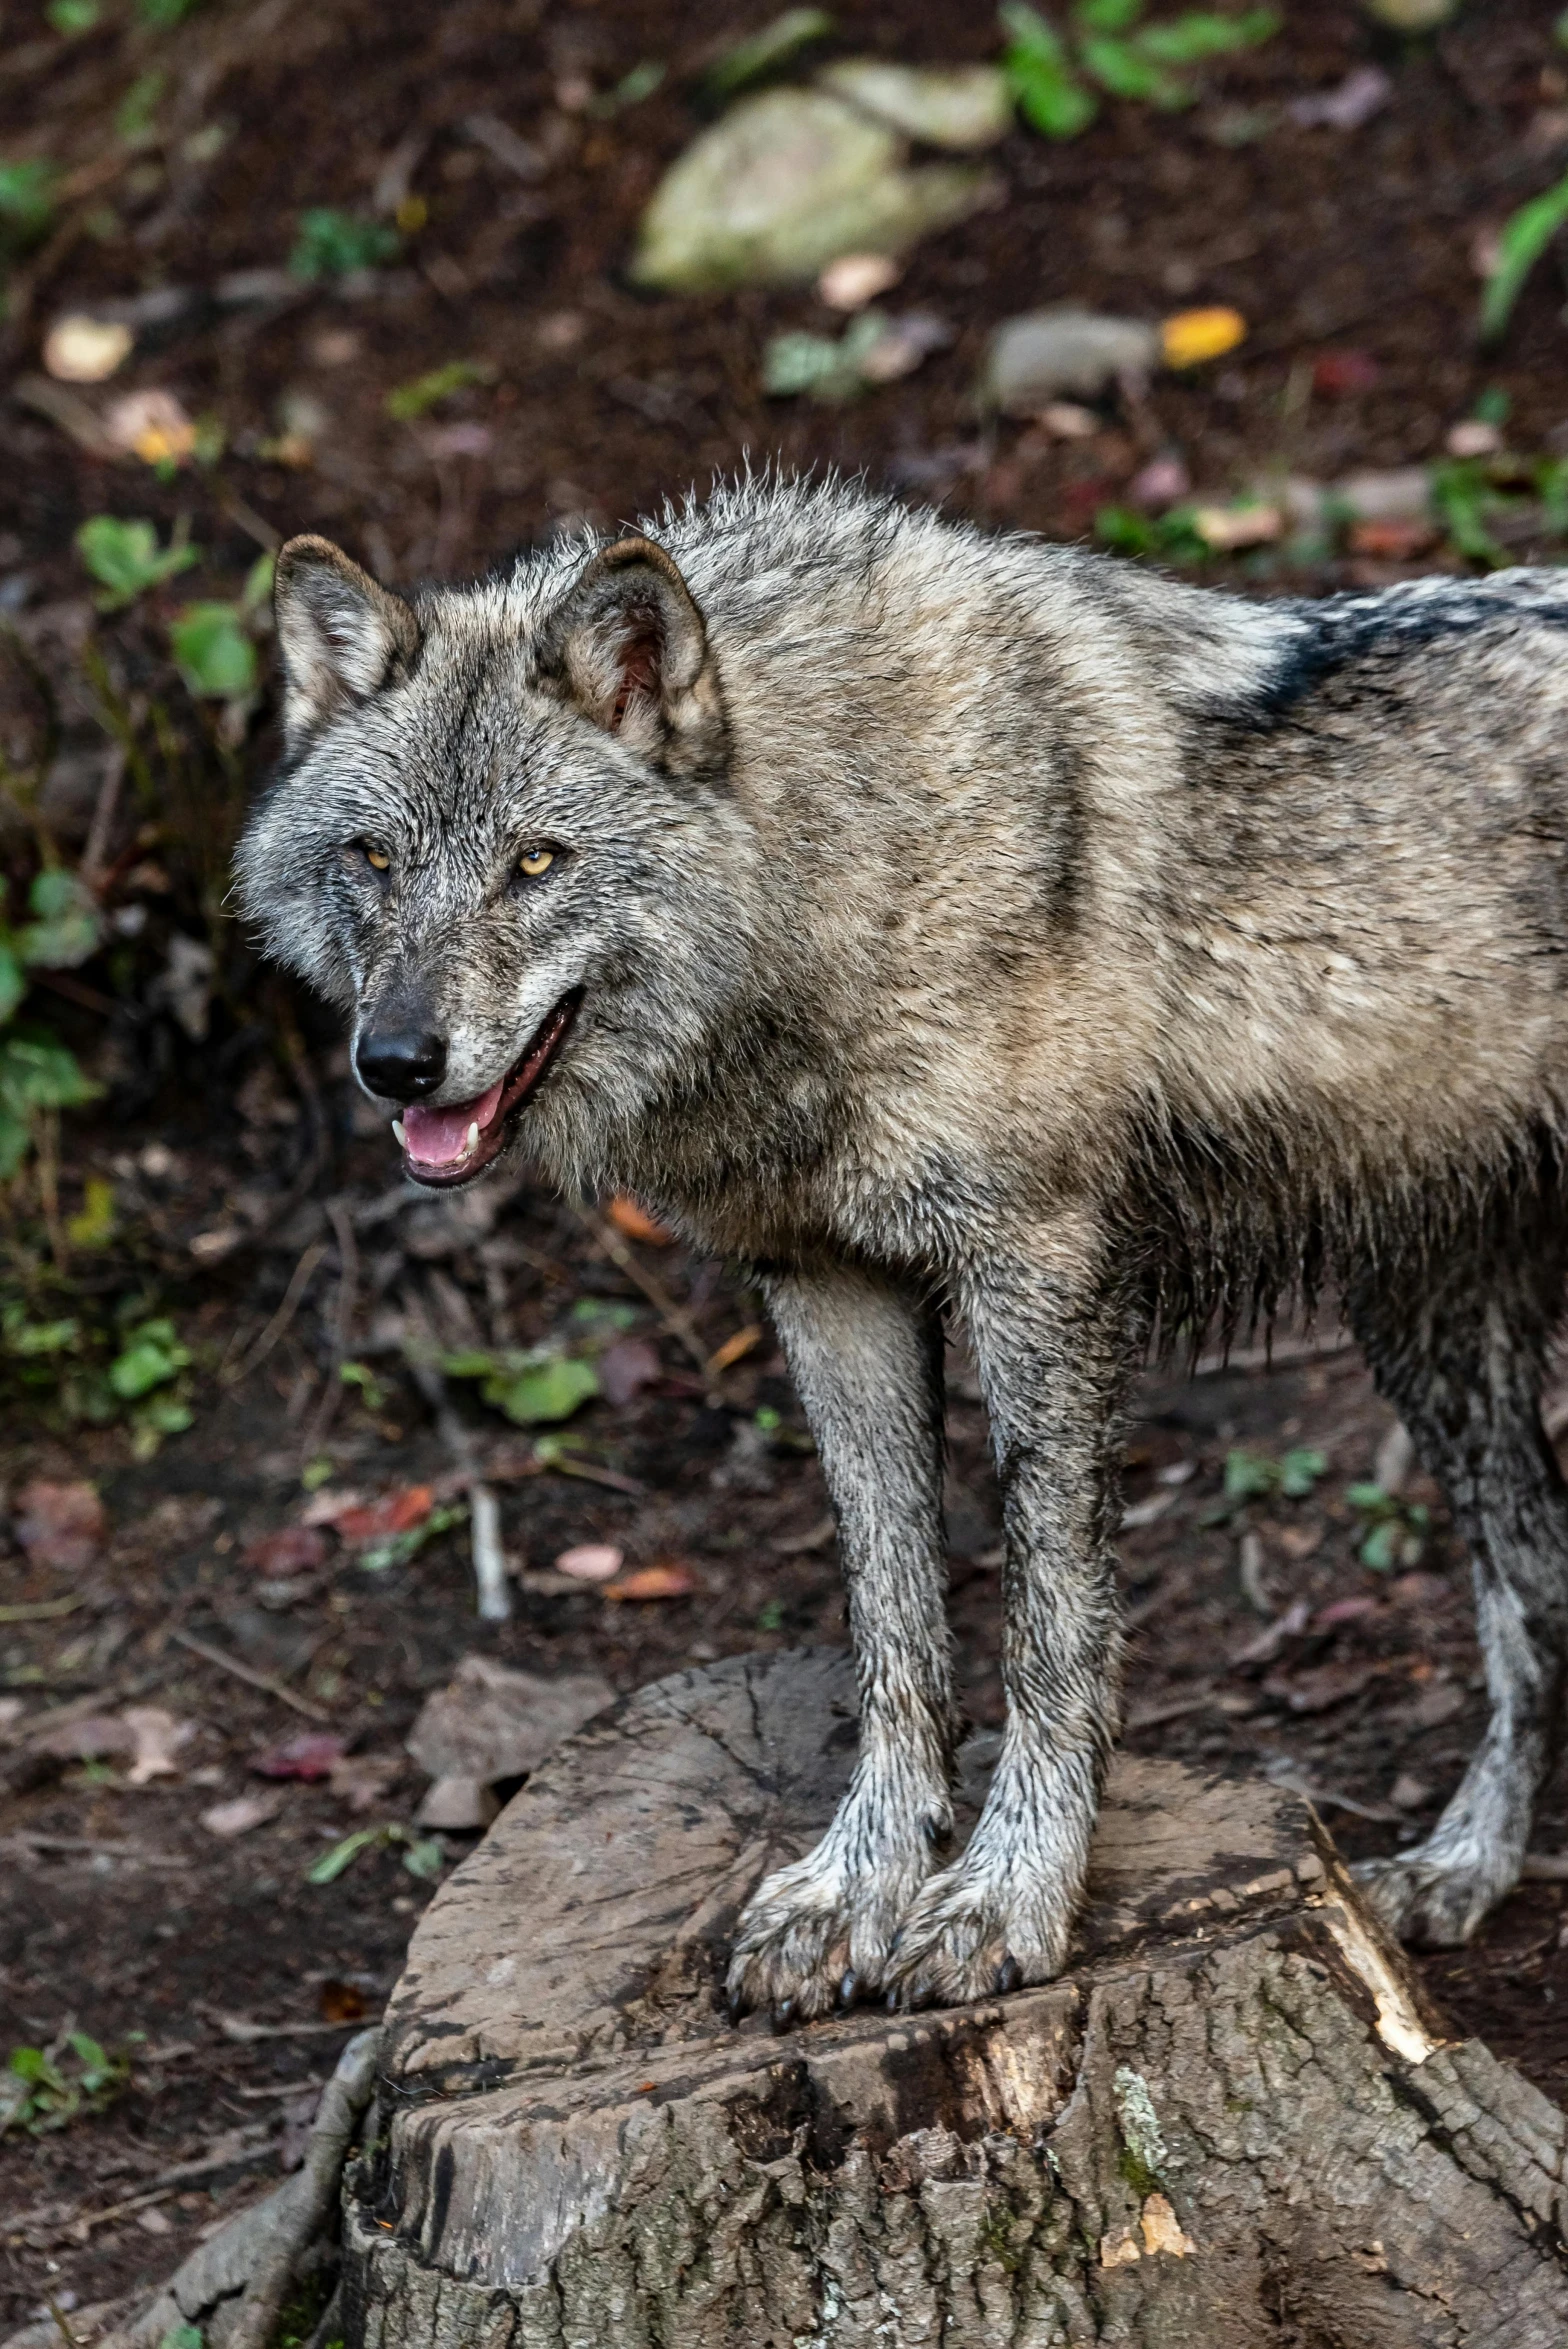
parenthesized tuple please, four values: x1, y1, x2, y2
(575, 1205, 716, 1387)
(223, 1240, 328, 1385)
(403, 1287, 510, 1622)
(170, 1627, 329, 1721)
(81, 745, 127, 886)
(300, 1200, 359, 1455)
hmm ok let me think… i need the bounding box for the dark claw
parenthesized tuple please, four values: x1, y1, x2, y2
(726, 1986, 744, 2023)
(772, 1997, 795, 2033)
(995, 1954, 1022, 1996)
(838, 1969, 858, 2009)
(886, 1985, 901, 2011)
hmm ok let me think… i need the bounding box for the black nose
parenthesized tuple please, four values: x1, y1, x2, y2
(355, 1028, 448, 1102)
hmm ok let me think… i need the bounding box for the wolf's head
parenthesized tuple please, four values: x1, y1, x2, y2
(235, 531, 759, 1193)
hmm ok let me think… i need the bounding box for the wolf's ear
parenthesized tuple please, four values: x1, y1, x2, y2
(538, 535, 727, 780)
(274, 536, 421, 751)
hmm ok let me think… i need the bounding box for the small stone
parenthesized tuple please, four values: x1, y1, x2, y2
(1390, 1773, 1432, 1811)
(1039, 401, 1101, 439)
(818, 251, 902, 311)
(1130, 455, 1192, 509)
(817, 60, 1013, 151)
(43, 315, 134, 384)
(979, 308, 1160, 415)
(1447, 418, 1502, 458)
(417, 1774, 501, 1831)
(631, 88, 991, 292)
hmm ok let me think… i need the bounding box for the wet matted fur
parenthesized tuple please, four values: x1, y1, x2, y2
(236, 474, 1568, 2017)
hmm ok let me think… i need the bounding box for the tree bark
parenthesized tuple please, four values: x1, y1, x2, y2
(343, 1650, 1568, 2349)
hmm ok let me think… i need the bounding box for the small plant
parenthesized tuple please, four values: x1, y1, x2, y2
(289, 208, 400, 282)
(308, 1823, 443, 1885)
(1201, 1444, 1326, 1522)
(384, 359, 494, 423)
(1, 2030, 137, 2135)
(1479, 166, 1568, 347)
(1094, 504, 1209, 563)
(76, 515, 199, 612)
(1000, 0, 1278, 139)
(437, 1344, 600, 1426)
(1345, 1483, 1430, 1572)
(47, 0, 101, 34)
(0, 159, 58, 249)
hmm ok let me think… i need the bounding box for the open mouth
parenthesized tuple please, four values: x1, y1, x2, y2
(393, 992, 582, 1188)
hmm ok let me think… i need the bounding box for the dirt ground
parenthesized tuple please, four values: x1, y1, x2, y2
(5, 0, 1568, 2332)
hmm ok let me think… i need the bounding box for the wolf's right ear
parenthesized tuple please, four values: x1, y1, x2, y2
(273, 536, 421, 751)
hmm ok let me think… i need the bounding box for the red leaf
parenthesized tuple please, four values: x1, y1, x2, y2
(333, 1486, 434, 1543)
(1312, 349, 1380, 397)
(252, 1731, 347, 1781)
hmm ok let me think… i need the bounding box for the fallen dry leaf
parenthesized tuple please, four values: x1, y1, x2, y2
(1348, 519, 1436, 560)
(14, 1479, 106, 1571)
(1311, 348, 1380, 397)
(555, 1542, 624, 1583)
(103, 387, 196, 466)
(252, 1731, 346, 1781)
(605, 1194, 673, 1246)
(319, 1978, 368, 2023)
(32, 1711, 135, 1760)
(1160, 306, 1246, 370)
(299, 1486, 369, 1528)
(122, 1705, 195, 1785)
(244, 1525, 331, 1576)
(602, 1562, 697, 1601)
(1261, 1658, 1389, 1715)
(332, 1486, 434, 1543)
(201, 1790, 285, 1837)
(328, 1751, 403, 1813)
(1310, 1595, 1382, 1631)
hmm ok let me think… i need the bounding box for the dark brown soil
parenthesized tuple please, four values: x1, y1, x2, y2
(4, 0, 1568, 2334)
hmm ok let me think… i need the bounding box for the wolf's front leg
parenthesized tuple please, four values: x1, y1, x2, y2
(726, 1265, 954, 2023)
(884, 1222, 1138, 2008)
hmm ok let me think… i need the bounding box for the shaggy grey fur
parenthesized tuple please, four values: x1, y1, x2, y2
(236, 474, 1568, 2017)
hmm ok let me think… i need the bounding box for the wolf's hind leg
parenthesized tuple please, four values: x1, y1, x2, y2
(725, 1265, 954, 2023)
(1345, 1196, 1568, 1946)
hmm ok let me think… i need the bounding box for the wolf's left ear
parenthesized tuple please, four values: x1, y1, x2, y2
(538, 536, 727, 780)
(274, 536, 422, 752)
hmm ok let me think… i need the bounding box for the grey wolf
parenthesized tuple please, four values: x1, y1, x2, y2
(236, 474, 1568, 2020)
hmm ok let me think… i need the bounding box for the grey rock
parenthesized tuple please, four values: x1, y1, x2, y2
(979, 306, 1160, 413)
(817, 60, 1013, 151)
(630, 87, 990, 293)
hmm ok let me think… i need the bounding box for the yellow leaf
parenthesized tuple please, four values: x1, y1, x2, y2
(1161, 306, 1247, 369)
(66, 1175, 116, 1249)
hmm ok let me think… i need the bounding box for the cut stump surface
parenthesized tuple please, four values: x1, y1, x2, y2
(345, 1650, 1568, 2347)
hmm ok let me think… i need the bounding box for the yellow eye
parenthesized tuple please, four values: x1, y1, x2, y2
(518, 845, 555, 878)
(363, 843, 391, 872)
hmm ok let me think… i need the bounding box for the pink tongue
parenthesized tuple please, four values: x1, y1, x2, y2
(401, 1079, 505, 1167)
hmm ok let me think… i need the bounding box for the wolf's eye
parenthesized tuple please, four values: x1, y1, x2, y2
(518, 845, 555, 879)
(362, 842, 391, 873)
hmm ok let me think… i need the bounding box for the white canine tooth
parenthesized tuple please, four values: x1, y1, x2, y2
(466, 1121, 480, 1150)
(392, 1120, 407, 1147)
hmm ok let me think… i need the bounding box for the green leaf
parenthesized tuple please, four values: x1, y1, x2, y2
(116, 69, 166, 147)
(1480, 167, 1568, 347)
(705, 7, 835, 97)
(1278, 1445, 1327, 1498)
(1222, 1447, 1274, 1500)
(437, 1348, 502, 1379)
(1360, 1519, 1399, 1572)
(289, 207, 400, 282)
(19, 869, 103, 970)
(66, 1176, 116, 1249)
(384, 359, 494, 423)
(139, 0, 201, 21)
(1000, 5, 1099, 137)
(48, 0, 101, 33)
(486, 1355, 599, 1426)
(0, 160, 57, 244)
(1344, 1481, 1387, 1513)
(0, 1106, 28, 1182)
(1133, 8, 1278, 65)
(75, 515, 198, 611)
(0, 1034, 100, 1113)
(8, 2048, 57, 2084)
(158, 2327, 204, 2349)
(0, 946, 24, 1025)
(307, 1826, 387, 1885)
(3, 1308, 80, 1354)
(1074, 0, 1142, 25)
(1080, 32, 1177, 102)
(109, 1317, 191, 1398)
(401, 1837, 444, 1880)
(168, 602, 257, 698)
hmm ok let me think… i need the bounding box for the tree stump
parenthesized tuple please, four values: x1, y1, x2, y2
(344, 1651, 1568, 2348)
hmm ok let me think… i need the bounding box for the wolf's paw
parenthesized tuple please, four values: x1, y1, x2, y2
(725, 1849, 917, 2026)
(880, 1863, 1073, 2011)
(1352, 1847, 1517, 1947)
